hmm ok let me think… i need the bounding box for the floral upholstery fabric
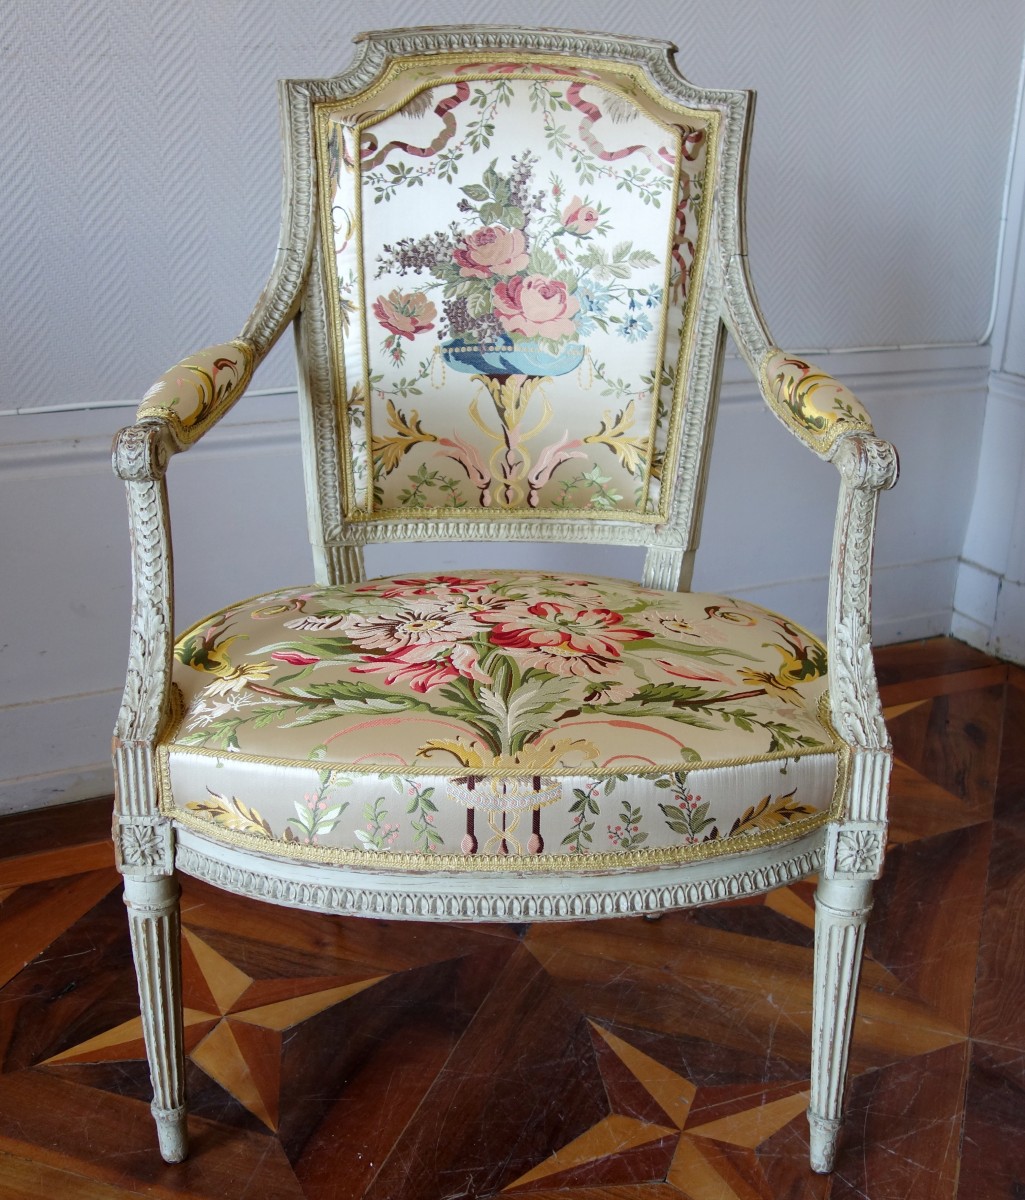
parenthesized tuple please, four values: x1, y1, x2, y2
(760, 350, 873, 454)
(137, 340, 255, 443)
(160, 572, 845, 869)
(316, 56, 717, 522)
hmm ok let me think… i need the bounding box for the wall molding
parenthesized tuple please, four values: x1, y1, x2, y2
(953, 368, 1025, 664)
(0, 416, 302, 479)
(988, 368, 1025, 407)
(0, 341, 994, 468)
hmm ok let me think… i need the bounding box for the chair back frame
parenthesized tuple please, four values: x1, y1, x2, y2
(243, 26, 756, 591)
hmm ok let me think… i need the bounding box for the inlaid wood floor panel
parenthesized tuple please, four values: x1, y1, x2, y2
(0, 638, 1022, 1198)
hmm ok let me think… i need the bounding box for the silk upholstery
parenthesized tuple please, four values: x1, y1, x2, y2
(318, 57, 715, 523)
(160, 571, 844, 867)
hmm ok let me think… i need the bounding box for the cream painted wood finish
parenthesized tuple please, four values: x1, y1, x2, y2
(111, 26, 897, 1173)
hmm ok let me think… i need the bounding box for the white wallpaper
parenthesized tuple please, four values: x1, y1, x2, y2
(1, 0, 1022, 411)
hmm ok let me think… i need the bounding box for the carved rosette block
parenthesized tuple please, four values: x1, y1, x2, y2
(123, 875, 187, 1162)
(823, 820, 886, 881)
(808, 875, 873, 1173)
(115, 815, 175, 877)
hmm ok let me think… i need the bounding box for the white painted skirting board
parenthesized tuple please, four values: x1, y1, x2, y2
(952, 369, 1025, 664)
(0, 346, 992, 813)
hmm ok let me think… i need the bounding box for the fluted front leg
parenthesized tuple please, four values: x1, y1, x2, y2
(123, 874, 188, 1162)
(808, 874, 873, 1172)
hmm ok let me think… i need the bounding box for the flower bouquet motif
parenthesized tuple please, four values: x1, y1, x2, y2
(175, 574, 831, 856)
(370, 151, 663, 508)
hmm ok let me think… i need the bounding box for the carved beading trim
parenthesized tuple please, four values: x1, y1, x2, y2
(661, 295, 728, 558)
(296, 242, 346, 550)
(241, 82, 317, 356)
(175, 834, 824, 922)
(823, 821, 887, 880)
(339, 26, 751, 117)
(722, 254, 772, 372)
(331, 516, 659, 548)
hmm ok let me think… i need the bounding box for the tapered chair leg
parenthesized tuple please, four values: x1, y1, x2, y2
(808, 874, 873, 1173)
(123, 873, 188, 1163)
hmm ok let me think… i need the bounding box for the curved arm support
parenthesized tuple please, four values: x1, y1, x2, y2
(109, 340, 258, 820)
(722, 255, 898, 819)
(826, 432, 899, 761)
(112, 425, 175, 761)
(111, 81, 319, 823)
(722, 254, 877, 458)
(111, 422, 175, 825)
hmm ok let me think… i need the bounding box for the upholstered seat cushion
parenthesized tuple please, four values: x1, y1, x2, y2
(159, 571, 845, 869)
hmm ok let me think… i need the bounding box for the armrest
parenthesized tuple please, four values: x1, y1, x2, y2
(758, 349, 875, 458)
(723, 260, 898, 785)
(133, 338, 256, 451)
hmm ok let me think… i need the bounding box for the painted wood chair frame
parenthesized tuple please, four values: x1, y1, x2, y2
(111, 25, 898, 1173)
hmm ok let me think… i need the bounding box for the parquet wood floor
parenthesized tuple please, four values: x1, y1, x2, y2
(1, 638, 1022, 1199)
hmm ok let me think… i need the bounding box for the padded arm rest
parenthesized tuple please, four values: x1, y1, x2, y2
(758, 349, 875, 457)
(134, 339, 256, 450)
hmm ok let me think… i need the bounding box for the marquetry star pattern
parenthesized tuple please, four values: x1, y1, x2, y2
(4, 650, 1011, 1198)
(499, 1020, 813, 1197)
(44, 925, 385, 1131)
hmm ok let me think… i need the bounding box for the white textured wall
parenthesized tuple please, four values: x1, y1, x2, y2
(954, 71, 1025, 664)
(2, 0, 1023, 810)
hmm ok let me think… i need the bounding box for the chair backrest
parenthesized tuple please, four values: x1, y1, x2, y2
(271, 27, 752, 584)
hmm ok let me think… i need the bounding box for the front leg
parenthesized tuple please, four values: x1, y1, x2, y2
(123, 870, 188, 1162)
(808, 870, 874, 1172)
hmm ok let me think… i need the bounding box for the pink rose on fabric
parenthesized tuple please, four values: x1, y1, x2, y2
(452, 225, 529, 279)
(492, 275, 580, 340)
(561, 195, 600, 235)
(372, 290, 437, 340)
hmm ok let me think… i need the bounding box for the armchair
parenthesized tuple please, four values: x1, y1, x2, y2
(111, 25, 897, 1175)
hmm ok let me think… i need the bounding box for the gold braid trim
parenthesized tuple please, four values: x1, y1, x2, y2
(156, 744, 848, 874)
